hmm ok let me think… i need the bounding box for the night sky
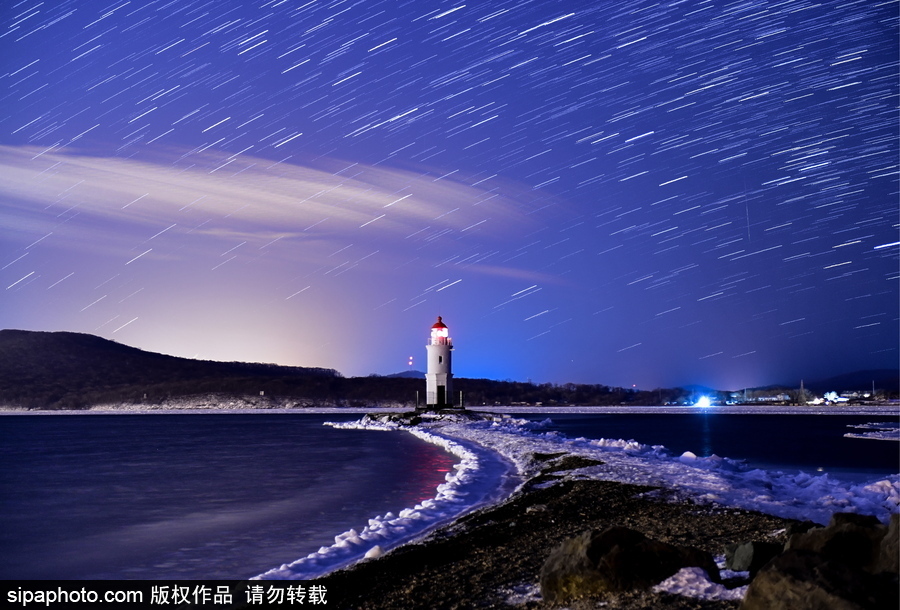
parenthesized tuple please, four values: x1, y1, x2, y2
(2, 0, 897, 391)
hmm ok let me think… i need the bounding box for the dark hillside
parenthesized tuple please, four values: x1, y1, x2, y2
(804, 369, 899, 394)
(0, 329, 338, 409)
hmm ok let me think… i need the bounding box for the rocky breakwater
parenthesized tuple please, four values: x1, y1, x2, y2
(311, 409, 896, 608)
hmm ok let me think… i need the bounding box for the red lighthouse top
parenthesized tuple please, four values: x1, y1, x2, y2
(430, 316, 450, 343)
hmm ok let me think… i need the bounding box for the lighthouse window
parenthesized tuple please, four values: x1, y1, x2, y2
(438, 356, 443, 363)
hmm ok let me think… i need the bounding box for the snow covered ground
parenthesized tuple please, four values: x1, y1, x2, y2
(423, 413, 899, 525)
(437, 412, 898, 604)
(3, 402, 895, 416)
(255, 410, 899, 604)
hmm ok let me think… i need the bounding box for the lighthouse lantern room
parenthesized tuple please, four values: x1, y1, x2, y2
(425, 316, 453, 408)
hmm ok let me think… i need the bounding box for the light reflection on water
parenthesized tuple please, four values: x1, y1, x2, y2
(700, 411, 712, 457)
(0, 414, 456, 579)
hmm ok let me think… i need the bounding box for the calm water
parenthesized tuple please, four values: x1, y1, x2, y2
(521, 413, 899, 479)
(0, 413, 456, 580)
(1, 411, 896, 580)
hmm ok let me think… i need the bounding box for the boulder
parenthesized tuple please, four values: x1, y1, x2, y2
(740, 549, 898, 610)
(724, 541, 783, 577)
(785, 520, 819, 538)
(876, 513, 898, 575)
(786, 512, 889, 574)
(539, 526, 719, 603)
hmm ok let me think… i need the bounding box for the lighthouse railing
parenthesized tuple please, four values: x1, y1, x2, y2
(428, 336, 452, 347)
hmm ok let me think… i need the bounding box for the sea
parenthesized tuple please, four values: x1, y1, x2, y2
(0, 412, 451, 580)
(519, 412, 899, 480)
(0, 410, 896, 580)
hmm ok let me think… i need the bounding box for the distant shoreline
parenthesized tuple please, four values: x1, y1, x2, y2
(0, 407, 404, 415)
(1, 404, 897, 416)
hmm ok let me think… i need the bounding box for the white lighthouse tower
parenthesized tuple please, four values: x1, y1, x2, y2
(425, 316, 453, 408)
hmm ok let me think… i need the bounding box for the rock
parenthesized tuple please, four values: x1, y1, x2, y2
(785, 520, 819, 538)
(786, 512, 889, 573)
(725, 541, 783, 577)
(836, 513, 882, 527)
(741, 512, 900, 609)
(740, 549, 899, 610)
(540, 455, 604, 474)
(539, 526, 719, 603)
(876, 513, 898, 575)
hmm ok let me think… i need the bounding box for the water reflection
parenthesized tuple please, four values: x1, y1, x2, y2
(700, 411, 712, 457)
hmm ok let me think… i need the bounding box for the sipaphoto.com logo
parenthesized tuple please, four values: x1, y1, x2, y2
(7, 585, 142, 607)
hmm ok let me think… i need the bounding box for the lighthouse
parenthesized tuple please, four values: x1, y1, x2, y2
(425, 316, 453, 408)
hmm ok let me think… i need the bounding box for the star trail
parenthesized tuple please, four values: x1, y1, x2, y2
(1, 0, 897, 390)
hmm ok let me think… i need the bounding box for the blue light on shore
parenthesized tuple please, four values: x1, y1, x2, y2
(695, 396, 712, 409)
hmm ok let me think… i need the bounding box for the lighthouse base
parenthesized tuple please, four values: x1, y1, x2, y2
(417, 389, 464, 411)
(426, 385, 450, 408)
(417, 405, 467, 415)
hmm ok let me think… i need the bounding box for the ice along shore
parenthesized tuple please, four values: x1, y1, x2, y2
(258, 407, 898, 607)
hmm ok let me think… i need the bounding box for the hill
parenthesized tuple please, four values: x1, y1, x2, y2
(385, 370, 426, 379)
(0, 329, 339, 409)
(804, 370, 899, 394)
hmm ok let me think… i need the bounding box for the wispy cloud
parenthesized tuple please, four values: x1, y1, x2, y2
(0, 146, 569, 371)
(0, 146, 545, 268)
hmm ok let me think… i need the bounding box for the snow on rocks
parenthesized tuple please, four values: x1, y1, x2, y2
(425, 414, 899, 526)
(652, 567, 747, 602)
